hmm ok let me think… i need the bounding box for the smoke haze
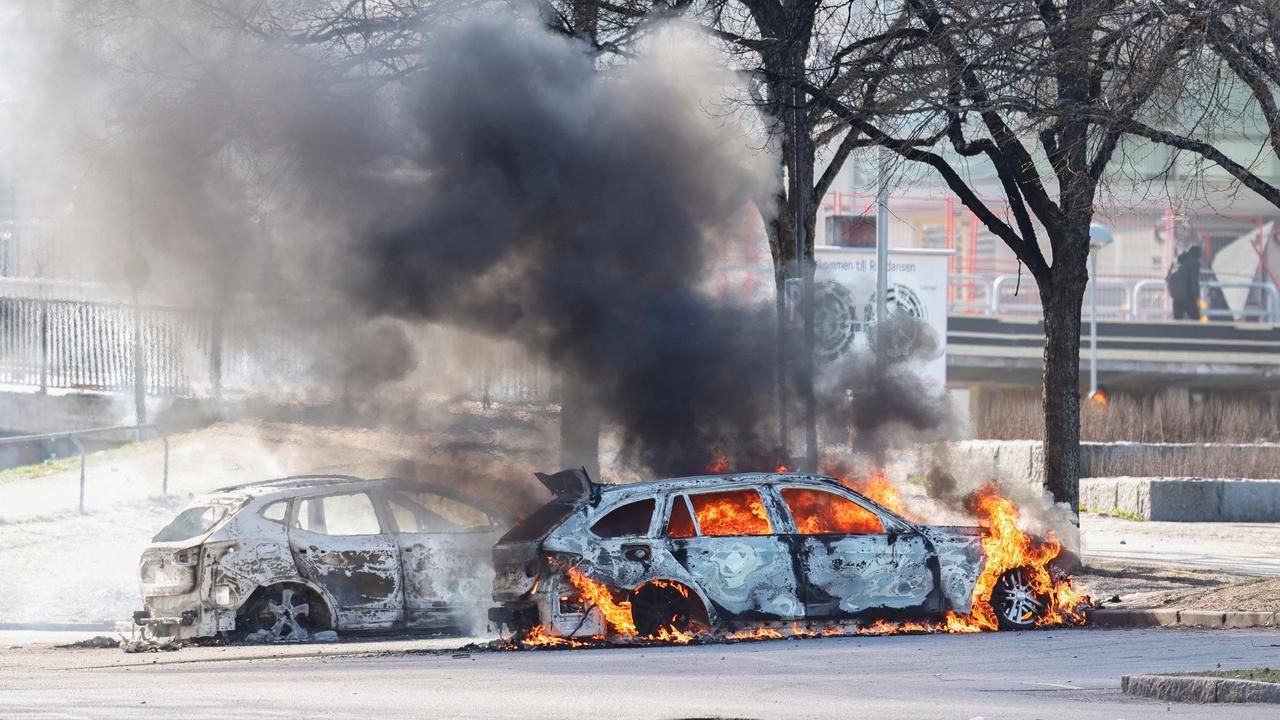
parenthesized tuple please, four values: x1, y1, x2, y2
(6, 1, 957, 476)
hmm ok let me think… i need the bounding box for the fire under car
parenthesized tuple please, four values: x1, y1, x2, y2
(489, 470, 1063, 637)
(136, 475, 508, 641)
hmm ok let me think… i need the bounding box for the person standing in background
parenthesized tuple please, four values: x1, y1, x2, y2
(1167, 245, 1203, 320)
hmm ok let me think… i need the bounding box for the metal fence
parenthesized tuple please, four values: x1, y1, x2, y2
(0, 289, 550, 404)
(953, 273, 1280, 323)
(0, 296, 217, 395)
(0, 424, 169, 514)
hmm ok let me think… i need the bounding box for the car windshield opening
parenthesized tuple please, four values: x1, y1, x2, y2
(152, 505, 230, 542)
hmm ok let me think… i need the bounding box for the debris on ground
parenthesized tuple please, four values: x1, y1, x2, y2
(238, 629, 339, 644)
(55, 635, 122, 649)
(122, 638, 182, 653)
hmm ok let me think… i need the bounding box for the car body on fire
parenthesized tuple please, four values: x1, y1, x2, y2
(136, 475, 508, 641)
(490, 470, 1057, 637)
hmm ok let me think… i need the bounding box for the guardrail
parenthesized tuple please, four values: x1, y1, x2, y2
(956, 274, 1280, 323)
(0, 424, 169, 514)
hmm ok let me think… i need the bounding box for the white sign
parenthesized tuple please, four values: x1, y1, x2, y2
(813, 246, 952, 390)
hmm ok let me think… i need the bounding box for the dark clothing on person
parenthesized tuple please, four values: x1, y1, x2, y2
(1167, 246, 1202, 320)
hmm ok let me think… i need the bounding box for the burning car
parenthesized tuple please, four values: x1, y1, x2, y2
(490, 469, 1080, 641)
(136, 475, 508, 641)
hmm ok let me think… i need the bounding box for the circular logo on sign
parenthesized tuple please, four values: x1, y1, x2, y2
(814, 281, 860, 360)
(864, 283, 927, 359)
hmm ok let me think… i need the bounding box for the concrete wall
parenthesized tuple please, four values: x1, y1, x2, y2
(1080, 477, 1280, 522)
(932, 440, 1280, 487)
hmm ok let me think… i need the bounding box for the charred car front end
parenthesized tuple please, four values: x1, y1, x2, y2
(491, 470, 1054, 638)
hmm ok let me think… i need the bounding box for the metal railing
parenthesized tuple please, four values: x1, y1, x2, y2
(956, 273, 1280, 323)
(0, 424, 169, 514)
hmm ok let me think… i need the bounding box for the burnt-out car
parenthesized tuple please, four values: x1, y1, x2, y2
(136, 475, 508, 641)
(490, 470, 1054, 637)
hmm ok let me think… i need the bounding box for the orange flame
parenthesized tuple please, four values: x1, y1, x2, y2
(949, 483, 1091, 630)
(704, 450, 729, 473)
(691, 490, 772, 536)
(514, 568, 698, 648)
(566, 566, 636, 635)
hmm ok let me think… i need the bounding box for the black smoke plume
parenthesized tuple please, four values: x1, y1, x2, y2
(338, 18, 785, 474)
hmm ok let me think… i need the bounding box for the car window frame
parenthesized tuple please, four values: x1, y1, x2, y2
(290, 489, 389, 537)
(376, 489, 497, 535)
(675, 485, 779, 538)
(664, 493, 701, 539)
(768, 483, 906, 535)
(588, 496, 658, 539)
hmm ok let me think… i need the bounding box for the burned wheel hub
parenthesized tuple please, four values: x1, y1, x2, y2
(240, 587, 316, 641)
(631, 582, 696, 637)
(992, 568, 1046, 629)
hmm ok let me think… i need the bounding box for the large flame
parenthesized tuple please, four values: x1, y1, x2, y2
(949, 482, 1091, 629)
(821, 463, 914, 520)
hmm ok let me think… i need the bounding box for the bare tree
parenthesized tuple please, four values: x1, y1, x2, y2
(785, 0, 1196, 509)
(1090, 1, 1280, 209)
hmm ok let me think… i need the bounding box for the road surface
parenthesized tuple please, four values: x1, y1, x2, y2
(4, 627, 1280, 719)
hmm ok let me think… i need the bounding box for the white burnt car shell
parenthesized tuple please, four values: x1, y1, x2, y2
(137, 475, 507, 641)
(490, 470, 1055, 637)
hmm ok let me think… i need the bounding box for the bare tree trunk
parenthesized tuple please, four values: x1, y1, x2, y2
(774, 264, 790, 460)
(1038, 249, 1088, 512)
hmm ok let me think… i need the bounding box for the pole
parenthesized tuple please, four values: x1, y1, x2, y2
(133, 287, 146, 428)
(73, 436, 86, 515)
(1089, 250, 1098, 396)
(875, 145, 890, 340)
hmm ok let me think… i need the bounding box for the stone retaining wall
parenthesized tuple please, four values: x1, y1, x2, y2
(1079, 477, 1280, 521)
(931, 440, 1280, 488)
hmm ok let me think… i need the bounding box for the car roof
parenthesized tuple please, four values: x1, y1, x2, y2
(597, 472, 844, 498)
(213, 474, 378, 496)
(206, 475, 510, 518)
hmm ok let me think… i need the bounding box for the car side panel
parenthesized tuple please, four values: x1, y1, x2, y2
(289, 527, 404, 629)
(397, 529, 499, 628)
(797, 533, 935, 616)
(668, 535, 803, 620)
(924, 528, 986, 614)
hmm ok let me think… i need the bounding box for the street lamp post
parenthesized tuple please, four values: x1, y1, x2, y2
(1088, 222, 1113, 399)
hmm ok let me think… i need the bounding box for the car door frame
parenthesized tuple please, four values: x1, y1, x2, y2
(372, 485, 503, 630)
(766, 483, 939, 619)
(286, 488, 406, 631)
(661, 483, 804, 622)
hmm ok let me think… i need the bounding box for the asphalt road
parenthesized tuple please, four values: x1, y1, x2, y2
(4, 627, 1280, 719)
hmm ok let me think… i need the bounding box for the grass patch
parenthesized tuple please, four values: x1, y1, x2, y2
(0, 442, 140, 484)
(1087, 507, 1146, 521)
(1167, 669, 1280, 684)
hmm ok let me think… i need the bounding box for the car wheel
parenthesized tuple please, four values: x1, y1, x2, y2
(236, 586, 326, 641)
(631, 581, 699, 637)
(991, 568, 1047, 630)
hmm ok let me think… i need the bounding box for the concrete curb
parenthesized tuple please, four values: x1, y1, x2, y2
(1091, 608, 1279, 628)
(1122, 674, 1280, 704)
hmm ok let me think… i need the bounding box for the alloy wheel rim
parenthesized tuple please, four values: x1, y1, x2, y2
(999, 571, 1044, 625)
(261, 588, 311, 639)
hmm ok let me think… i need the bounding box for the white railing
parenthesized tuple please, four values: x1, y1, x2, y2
(951, 273, 1280, 324)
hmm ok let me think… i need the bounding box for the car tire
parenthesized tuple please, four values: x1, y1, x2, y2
(990, 567, 1048, 630)
(235, 585, 330, 641)
(630, 581, 699, 637)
